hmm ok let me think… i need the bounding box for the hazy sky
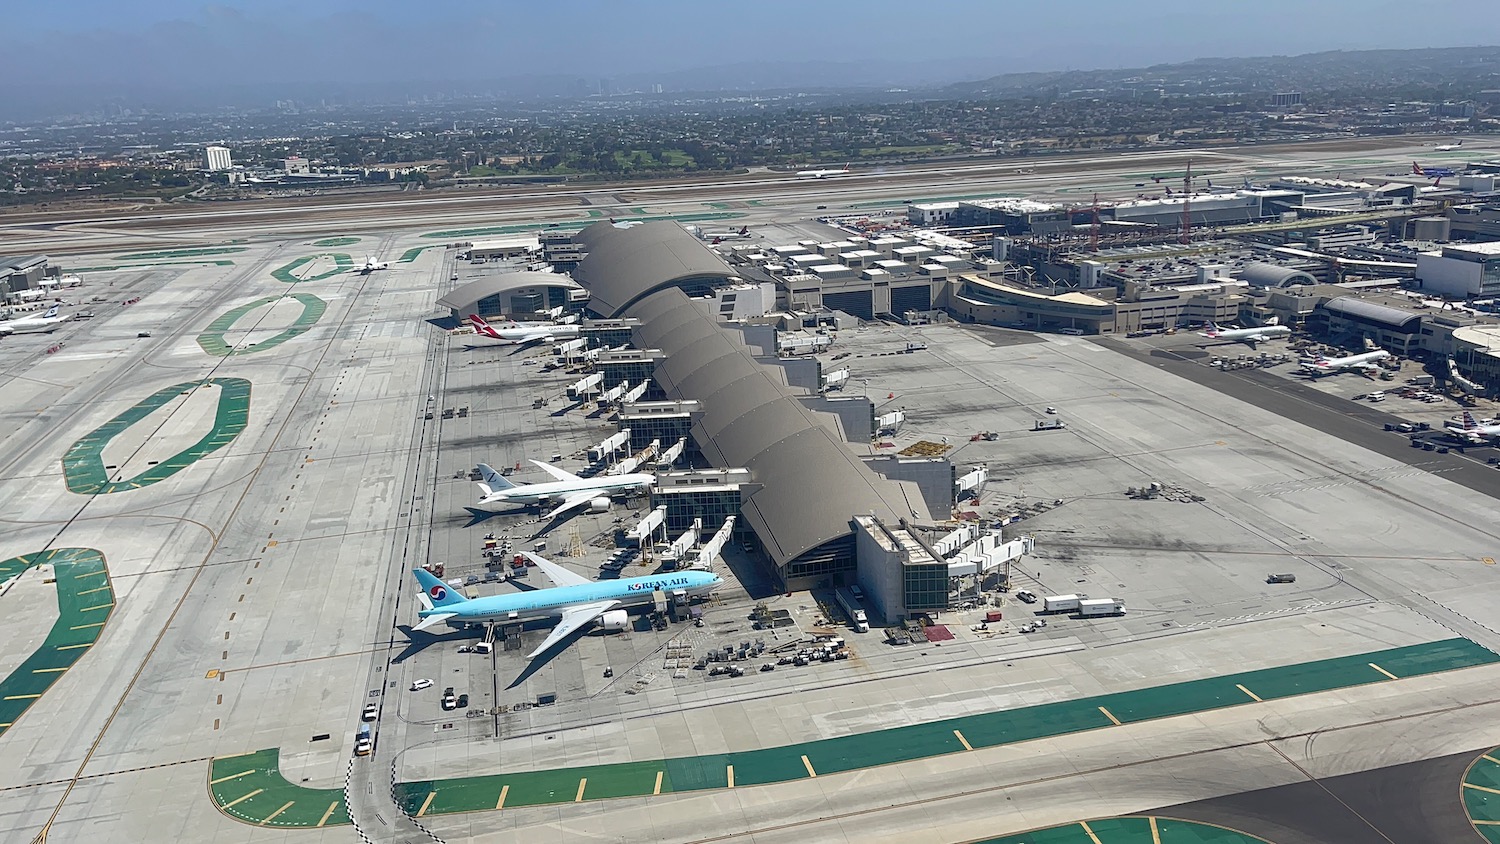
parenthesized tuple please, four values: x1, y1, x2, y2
(7, 0, 1500, 109)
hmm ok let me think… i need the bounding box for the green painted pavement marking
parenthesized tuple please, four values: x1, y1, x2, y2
(208, 749, 349, 828)
(115, 247, 248, 260)
(1463, 747, 1500, 842)
(61, 378, 252, 495)
(215, 638, 1497, 826)
(310, 237, 360, 247)
(420, 211, 744, 239)
(270, 253, 353, 283)
(974, 816, 1273, 843)
(72, 261, 236, 272)
(397, 245, 443, 263)
(196, 294, 326, 357)
(0, 549, 111, 739)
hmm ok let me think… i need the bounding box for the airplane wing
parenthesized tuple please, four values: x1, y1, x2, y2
(524, 552, 591, 588)
(414, 612, 458, 632)
(544, 491, 601, 520)
(528, 600, 619, 658)
(530, 459, 581, 483)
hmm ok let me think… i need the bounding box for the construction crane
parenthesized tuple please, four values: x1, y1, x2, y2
(1090, 192, 1101, 253)
(1179, 159, 1193, 245)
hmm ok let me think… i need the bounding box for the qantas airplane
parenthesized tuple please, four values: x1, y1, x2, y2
(412, 556, 721, 657)
(467, 314, 580, 345)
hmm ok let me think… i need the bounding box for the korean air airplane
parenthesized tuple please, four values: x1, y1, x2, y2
(413, 555, 722, 657)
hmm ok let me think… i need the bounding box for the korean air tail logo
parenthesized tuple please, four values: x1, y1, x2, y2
(429, 584, 448, 601)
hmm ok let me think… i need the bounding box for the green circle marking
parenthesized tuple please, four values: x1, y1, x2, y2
(311, 237, 360, 247)
(1464, 747, 1500, 842)
(197, 294, 327, 357)
(0, 548, 113, 740)
(271, 253, 354, 283)
(62, 378, 251, 494)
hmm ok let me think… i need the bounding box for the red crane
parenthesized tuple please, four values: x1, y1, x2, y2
(1179, 159, 1193, 244)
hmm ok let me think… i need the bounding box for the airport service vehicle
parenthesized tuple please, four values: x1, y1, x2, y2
(359, 256, 389, 274)
(469, 460, 654, 520)
(796, 163, 852, 179)
(1015, 590, 1037, 603)
(1266, 573, 1297, 584)
(1042, 594, 1085, 613)
(361, 704, 377, 721)
(1447, 411, 1500, 443)
(835, 587, 870, 633)
(0, 304, 72, 336)
(413, 555, 722, 659)
(1078, 598, 1126, 617)
(1299, 349, 1391, 377)
(467, 314, 580, 345)
(1197, 318, 1292, 346)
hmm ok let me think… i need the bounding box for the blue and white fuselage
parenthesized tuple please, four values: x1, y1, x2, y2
(414, 562, 721, 658)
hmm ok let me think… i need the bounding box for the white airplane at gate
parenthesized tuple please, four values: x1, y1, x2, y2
(467, 314, 580, 345)
(1198, 317, 1291, 346)
(1299, 349, 1391, 376)
(1447, 411, 1500, 443)
(0, 304, 73, 336)
(469, 460, 654, 520)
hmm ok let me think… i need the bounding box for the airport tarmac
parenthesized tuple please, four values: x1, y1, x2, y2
(4, 166, 1500, 844)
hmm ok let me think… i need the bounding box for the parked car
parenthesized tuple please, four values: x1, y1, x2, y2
(1015, 590, 1038, 603)
(410, 678, 433, 692)
(361, 704, 377, 722)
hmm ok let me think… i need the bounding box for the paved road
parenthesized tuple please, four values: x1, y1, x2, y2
(1102, 338, 1500, 502)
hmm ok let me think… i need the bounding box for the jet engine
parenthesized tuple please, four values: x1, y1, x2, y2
(588, 497, 611, 513)
(597, 610, 629, 632)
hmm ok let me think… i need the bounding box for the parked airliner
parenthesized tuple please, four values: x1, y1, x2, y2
(469, 460, 653, 519)
(413, 557, 721, 657)
(1198, 317, 1292, 346)
(467, 314, 580, 345)
(0, 304, 72, 336)
(1299, 349, 1391, 376)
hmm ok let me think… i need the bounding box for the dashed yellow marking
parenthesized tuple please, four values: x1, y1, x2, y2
(496, 785, 508, 810)
(953, 729, 973, 751)
(727, 765, 735, 788)
(260, 801, 294, 825)
(1475, 819, 1500, 826)
(210, 769, 255, 786)
(1484, 557, 1495, 566)
(71, 622, 106, 630)
(1150, 816, 1162, 844)
(417, 791, 436, 817)
(77, 586, 110, 596)
(205, 669, 220, 679)
(1465, 782, 1500, 796)
(1483, 754, 1500, 766)
(4, 694, 43, 700)
(222, 788, 264, 809)
(74, 569, 106, 579)
(317, 802, 340, 827)
(32, 668, 69, 674)
(57, 643, 92, 650)
(80, 603, 114, 613)
(575, 778, 587, 802)
(1369, 663, 1398, 680)
(1098, 706, 1122, 726)
(652, 772, 662, 796)
(215, 750, 254, 760)
(1080, 820, 1104, 844)
(1237, 683, 1262, 702)
(802, 755, 816, 777)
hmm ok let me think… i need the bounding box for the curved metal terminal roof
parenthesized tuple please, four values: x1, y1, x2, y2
(435, 271, 579, 313)
(629, 288, 910, 568)
(572, 221, 739, 317)
(1240, 262, 1316, 288)
(1322, 296, 1422, 333)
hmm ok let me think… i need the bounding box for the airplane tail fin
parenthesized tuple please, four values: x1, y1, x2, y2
(414, 567, 466, 607)
(1462, 411, 1480, 429)
(468, 314, 499, 338)
(476, 463, 515, 491)
(42, 304, 60, 318)
(738, 226, 748, 235)
(1413, 162, 1424, 175)
(1265, 316, 1279, 326)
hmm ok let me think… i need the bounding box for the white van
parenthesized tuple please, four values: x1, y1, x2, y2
(1058, 327, 1085, 336)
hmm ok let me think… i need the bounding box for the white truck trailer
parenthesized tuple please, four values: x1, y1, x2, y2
(1041, 594, 1085, 613)
(835, 587, 870, 633)
(1078, 597, 1126, 617)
